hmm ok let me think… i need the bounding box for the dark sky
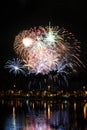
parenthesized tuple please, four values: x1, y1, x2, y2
(0, 0, 87, 81)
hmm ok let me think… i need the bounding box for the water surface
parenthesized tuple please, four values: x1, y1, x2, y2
(0, 98, 87, 130)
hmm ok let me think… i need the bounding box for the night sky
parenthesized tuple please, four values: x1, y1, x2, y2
(0, 0, 87, 87)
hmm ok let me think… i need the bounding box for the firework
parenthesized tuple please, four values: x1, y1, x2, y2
(4, 24, 85, 88)
(4, 58, 26, 75)
(13, 25, 82, 76)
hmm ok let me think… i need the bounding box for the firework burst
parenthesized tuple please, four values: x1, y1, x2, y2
(4, 24, 85, 88)
(4, 58, 26, 75)
(13, 25, 82, 76)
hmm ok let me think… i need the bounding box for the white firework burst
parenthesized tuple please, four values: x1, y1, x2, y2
(4, 58, 26, 75)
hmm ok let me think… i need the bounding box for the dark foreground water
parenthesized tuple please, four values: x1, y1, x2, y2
(0, 98, 87, 130)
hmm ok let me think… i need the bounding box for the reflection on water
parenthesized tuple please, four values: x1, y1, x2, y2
(0, 99, 87, 130)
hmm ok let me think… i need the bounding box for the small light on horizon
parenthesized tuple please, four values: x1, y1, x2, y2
(13, 84, 16, 87)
